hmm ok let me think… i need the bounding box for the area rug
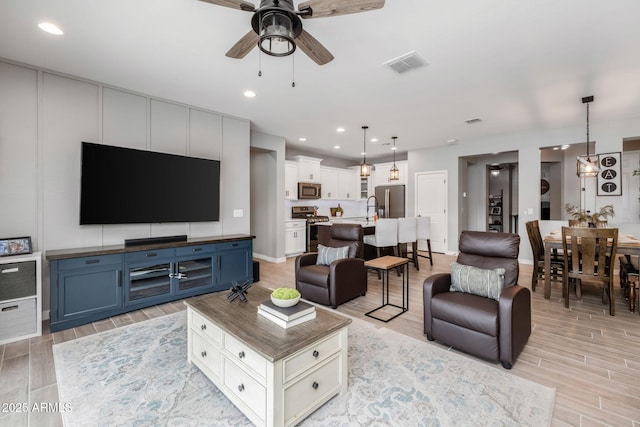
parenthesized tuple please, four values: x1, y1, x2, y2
(53, 312, 555, 426)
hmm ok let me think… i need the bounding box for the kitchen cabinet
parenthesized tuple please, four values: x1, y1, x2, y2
(295, 155, 322, 183)
(321, 167, 357, 200)
(351, 166, 372, 199)
(338, 169, 358, 200)
(284, 161, 298, 199)
(285, 220, 306, 256)
(373, 161, 408, 187)
(321, 167, 339, 199)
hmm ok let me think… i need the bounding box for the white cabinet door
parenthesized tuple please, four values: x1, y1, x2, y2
(296, 157, 322, 183)
(374, 161, 408, 186)
(321, 168, 338, 199)
(285, 221, 306, 256)
(285, 161, 298, 200)
(337, 170, 357, 200)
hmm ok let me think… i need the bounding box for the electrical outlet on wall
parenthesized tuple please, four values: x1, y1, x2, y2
(233, 209, 243, 218)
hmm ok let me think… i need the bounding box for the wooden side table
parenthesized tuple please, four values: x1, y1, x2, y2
(364, 255, 409, 322)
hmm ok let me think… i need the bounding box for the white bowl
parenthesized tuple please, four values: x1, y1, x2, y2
(271, 295, 300, 308)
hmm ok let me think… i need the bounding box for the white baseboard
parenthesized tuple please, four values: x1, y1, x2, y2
(253, 253, 286, 263)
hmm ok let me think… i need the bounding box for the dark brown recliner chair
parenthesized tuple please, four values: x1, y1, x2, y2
(423, 231, 531, 369)
(295, 224, 366, 308)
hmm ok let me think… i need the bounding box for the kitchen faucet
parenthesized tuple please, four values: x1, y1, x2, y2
(366, 195, 379, 221)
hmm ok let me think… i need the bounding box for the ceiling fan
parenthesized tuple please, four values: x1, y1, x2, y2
(199, 0, 385, 65)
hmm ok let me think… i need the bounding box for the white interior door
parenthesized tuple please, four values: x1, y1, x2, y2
(415, 171, 448, 253)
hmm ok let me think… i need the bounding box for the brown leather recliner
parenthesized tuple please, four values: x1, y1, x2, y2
(423, 231, 531, 369)
(295, 224, 366, 309)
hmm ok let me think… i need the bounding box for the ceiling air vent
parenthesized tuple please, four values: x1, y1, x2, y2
(465, 118, 483, 124)
(384, 51, 428, 75)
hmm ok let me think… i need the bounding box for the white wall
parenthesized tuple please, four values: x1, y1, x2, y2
(0, 59, 251, 313)
(408, 116, 640, 261)
(250, 130, 286, 262)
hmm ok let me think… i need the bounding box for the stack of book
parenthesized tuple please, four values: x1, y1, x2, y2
(257, 300, 316, 328)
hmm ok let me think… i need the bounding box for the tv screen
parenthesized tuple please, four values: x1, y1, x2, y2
(80, 142, 220, 224)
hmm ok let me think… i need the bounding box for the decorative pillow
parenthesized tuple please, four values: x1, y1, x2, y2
(449, 262, 505, 301)
(316, 244, 350, 266)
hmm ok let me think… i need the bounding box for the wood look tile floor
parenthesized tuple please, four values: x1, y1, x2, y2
(1, 252, 639, 426)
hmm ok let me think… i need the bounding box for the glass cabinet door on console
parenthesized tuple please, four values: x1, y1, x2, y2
(175, 256, 214, 294)
(127, 260, 173, 304)
(124, 248, 174, 306)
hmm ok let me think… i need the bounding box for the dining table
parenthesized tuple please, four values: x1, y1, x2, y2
(543, 229, 640, 310)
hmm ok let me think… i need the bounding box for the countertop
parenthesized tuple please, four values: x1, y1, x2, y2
(45, 234, 255, 260)
(318, 218, 376, 228)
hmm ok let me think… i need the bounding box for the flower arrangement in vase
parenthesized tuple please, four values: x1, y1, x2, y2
(564, 203, 615, 227)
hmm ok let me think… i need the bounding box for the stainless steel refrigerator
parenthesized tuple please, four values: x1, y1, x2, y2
(375, 185, 405, 218)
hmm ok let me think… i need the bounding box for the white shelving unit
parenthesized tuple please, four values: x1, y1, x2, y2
(0, 252, 42, 345)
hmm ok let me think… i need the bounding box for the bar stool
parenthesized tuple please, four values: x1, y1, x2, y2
(364, 218, 399, 258)
(397, 217, 418, 270)
(416, 216, 433, 266)
(364, 218, 399, 278)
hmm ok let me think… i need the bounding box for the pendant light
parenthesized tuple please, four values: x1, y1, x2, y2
(360, 125, 370, 177)
(576, 95, 599, 177)
(389, 136, 399, 181)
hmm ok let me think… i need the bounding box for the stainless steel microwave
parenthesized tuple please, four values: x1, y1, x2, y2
(298, 182, 321, 199)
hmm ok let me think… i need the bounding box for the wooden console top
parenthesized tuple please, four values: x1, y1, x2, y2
(185, 286, 352, 362)
(45, 234, 255, 261)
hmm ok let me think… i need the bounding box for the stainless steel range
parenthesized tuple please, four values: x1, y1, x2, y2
(291, 206, 330, 252)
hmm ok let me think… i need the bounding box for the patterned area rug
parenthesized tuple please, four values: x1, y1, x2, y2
(53, 312, 555, 426)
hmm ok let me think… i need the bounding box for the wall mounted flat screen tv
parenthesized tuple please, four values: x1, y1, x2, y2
(80, 142, 220, 224)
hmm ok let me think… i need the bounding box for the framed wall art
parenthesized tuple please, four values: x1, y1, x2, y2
(597, 152, 622, 196)
(0, 236, 33, 257)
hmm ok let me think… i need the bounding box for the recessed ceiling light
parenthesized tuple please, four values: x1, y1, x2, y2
(370, 138, 378, 143)
(336, 127, 345, 133)
(243, 90, 256, 98)
(447, 139, 458, 144)
(561, 145, 570, 150)
(299, 137, 307, 142)
(391, 146, 397, 150)
(38, 22, 63, 35)
(334, 145, 340, 149)
(553, 146, 560, 150)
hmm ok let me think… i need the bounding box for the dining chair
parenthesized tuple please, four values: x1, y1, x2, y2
(416, 216, 433, 266)
(525, 220, 563, 292)
(397, 217, 419, 269)
(561, 226, 618, 315)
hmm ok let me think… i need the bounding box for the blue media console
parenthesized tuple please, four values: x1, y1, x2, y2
(46, 235, 254, 332)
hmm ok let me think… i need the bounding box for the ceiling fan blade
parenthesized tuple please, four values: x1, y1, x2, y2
(226, 31, 259, 59)
(198, 0, 255, 12)
(295, 29, 334, 65)
(298, 0, 384, 18)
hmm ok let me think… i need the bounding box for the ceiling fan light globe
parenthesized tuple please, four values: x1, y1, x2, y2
(259, 12, 296, 56)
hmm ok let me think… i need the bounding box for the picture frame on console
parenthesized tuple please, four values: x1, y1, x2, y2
(0, 236, 33, 257)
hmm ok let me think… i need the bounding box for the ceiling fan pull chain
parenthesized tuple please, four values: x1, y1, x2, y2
(258, 16, 262, 77)
(292, 53, 295, 88)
